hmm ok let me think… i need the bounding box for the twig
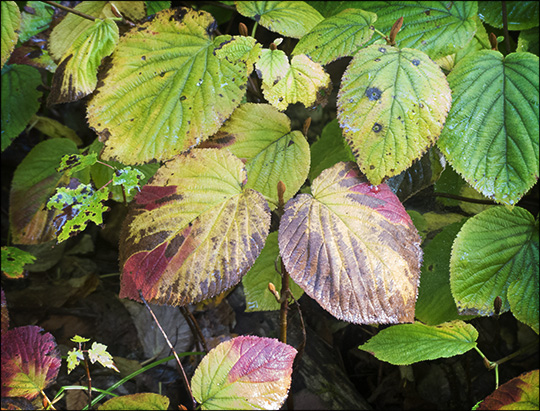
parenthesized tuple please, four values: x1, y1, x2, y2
(180, 306, 209, 354)
(138, 291, 196, 410)
(501, 1, 512, 54)
(42, 1, 97, 21)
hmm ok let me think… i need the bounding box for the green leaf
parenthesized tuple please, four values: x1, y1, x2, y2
(477, 369, 539, 410)
(57, 153, 98, 175)
(9, 138, 79, 244)
(293, 8, 377, 66)
(70, 335, 91, 343)
(119, 149, 271, 306)
(1, 246, 36, 279)
(235, 1, 324, 39)
(337, 44, 451, 185)
(359, 1, 478, 60)
(1, 64, 43, 152)
(358, 320, 478, 365)
(87, 8, 253, 165)
(279, 162, 422, 324)
(517, 27, 539, 55)
(112, 167, 145, 197)
(255, 48, 289, 85)
(242, 232, 303, 311)
(146, 1, 170, 16)
(309, 119, 355, 182)
(99, 393, 170, 411)
(261, 54, 331, 111)
(1, 1, 20, 69)
(30, 115, 82, 145)
(19, 1, 55, 43)
(48, 18, 119, 105)
(201, 103, 310, 210)
(438, 51, 539, 206)
(191, 336, 296, 410)
(66, 348, 84, 374)
(450, 207, 539, 333)
(214, 35, 262, 69)
(478, 1, 539, 31)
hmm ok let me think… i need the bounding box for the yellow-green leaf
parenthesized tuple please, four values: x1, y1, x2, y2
(1, 1, 20, 69)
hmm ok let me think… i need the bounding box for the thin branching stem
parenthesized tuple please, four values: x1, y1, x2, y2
(42, 1, 97, 21)
(501, 1, 512, 54)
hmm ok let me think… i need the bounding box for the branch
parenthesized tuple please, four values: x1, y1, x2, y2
(501, 1, 512, 54)
(42, 1, 97, 21)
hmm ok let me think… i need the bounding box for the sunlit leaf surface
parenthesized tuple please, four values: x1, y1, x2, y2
(1, 1, 20, 68)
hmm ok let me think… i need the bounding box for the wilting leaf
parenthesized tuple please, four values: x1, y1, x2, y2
(48, 18, 119, 104)
(293, 8, 377, 65)
(191, 335, 297, 410)
(279, 162, 422, 324)
(1, 325, 61, 400)
(1, 246, 36, 279)
(337, 44, 451, 185)
(235, 1, 323, 39)
(478, 369, 539, 410)
(201, 103, 310, 210)
(9, 139, 80, 244)
(87, 8, 254, 164)
(450, 207, 539, 333)
(1, 64, 43, 152)
(438, 51, 539, 206)
(119, 149, 270, 306)
(99, 393, 170, 411)
(262, 54, 331, 111)
(359, 1, 478, 60)
(242, 232, 304, 312)
(478, 1, 539, 31)
(1, 1, 20, 68)
(358, 320, 478, 365)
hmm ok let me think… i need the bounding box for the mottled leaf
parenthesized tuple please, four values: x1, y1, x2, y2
(478, 1, 539, 31)
(1, 64, 43, 152)
(191, 335, 296, 410)
(358, 320, 478, 365)
(338, 44, 451, 185)
(48, 18, 119, 104)
(87, 8, 253, 164)
(214, 35, 262, 69)
(450, 207, 539, 333)
(99, 393, 170, 410)
(293, 8, 377, 65)
(1, 246, 36, 280)
(1, 326, 61, 400)
(255, 48, 289, 85)
(119, 149, 270, 306)
(262, 54, 331, 111)
(235, 1, 323, 39)
(1, 1, 20, 68)
(200, 103, 310, 209)
(19, 1, 55, 43)
(478, 369, 539, 410)
(438, 51, 539, 206)
(279, 161, 422, 324)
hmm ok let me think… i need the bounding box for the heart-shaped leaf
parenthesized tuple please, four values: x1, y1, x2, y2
(1, 325, 61, 400)
(87, 8, 255, 164)
(119, 148, 271, 306)
(337, 44, 451, 185)
(450, 206, 539, 333)
(478, 369, 539, 410)
(279, 161, 422, 324)
(358, 320, 478, 365)
(191, 335, 297, 410)
(200, 103, 310, 210)
(438, 51, 539, 205)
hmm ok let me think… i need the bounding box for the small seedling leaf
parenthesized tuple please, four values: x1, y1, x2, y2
(88, 342, 119, 372)
(112, 167, 145, 197)
(66, 348, 84, 374)
(57, 153, 98, 175)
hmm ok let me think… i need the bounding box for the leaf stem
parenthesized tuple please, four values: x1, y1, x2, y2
(251, 21, 259, 38)
(433, 192, 498, 205)
(279, 260, 290, 344)
(501, 1, 512, 54)
(42, 1, 97, 21)
(372, 27, 390, 44)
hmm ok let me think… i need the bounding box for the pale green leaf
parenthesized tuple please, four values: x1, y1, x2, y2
(358, 320, 478, 365)
(110, 1, 146, 23)
(1, 65, 42, 152)
(438, 51, 539, 205)
(1, 1, 20, 69)
(478, 1, 539, 31)
(450, 207, 539, 332)
(262, 54, 331, 111)
(87, 9, 252, 165)
(99, 393, 170, 411)
(30, 115, 82, 145)
(214, 35, 262, 69)
(293, 8, 377, 65)
(235, 1, 323, 39)
(48, 18, 119, 104)
(256, 48, 289, 85)
(337, 45, 451, 185)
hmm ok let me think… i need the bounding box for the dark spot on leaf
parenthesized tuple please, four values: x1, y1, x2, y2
(99, 128, 111, 143)
(412, 59, 420, 66)
(287, 139, 295, 147)
(419, 103, 424, 108)
(159, 72, 165, 77)
(428, 264, 433, 271)
(366, 87, 382, 101)
(424, 10, 431, 15)
(372, 123, 383, 133)
(170, 7, 188, 22)
(28, 49, 42, 59)
(370, 165, 375, 170)
(374, 58, 381, 62)
(180, 96, 186, 101)
(421, 40, 427, 45)
(378, 47, 386, 53)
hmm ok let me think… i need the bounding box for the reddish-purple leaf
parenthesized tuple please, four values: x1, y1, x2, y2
(1, 325, 61, 400)
(279, 162, 422, 324)
(1, 288, 8, 334)
(478, 369, 539, 410)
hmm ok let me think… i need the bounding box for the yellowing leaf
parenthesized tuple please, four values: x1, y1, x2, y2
(87, 8, 252, 164)
(255, 48, 289, 85)
(119, 149, 270, 306)
(192, 336, 297, 410)
(337, 44, 452, 185)
(478, 369, 539, 410)
(1, 1, 21, 69)
(279, 162, 422, 324)
(262, 54, 331, 111)
(48, 18, 119, 104)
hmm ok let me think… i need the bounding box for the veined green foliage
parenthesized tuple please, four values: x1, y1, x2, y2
(358, 320, 479, 365)
(48, 18, 119, 105)
(235, 1, 323, 39)
(438, 50, 539, 205)
(1, 1, 20, 69)
(478, 1, 539, 30)
(19, 1, 55, 44)
(450, 206, 539, 333)
(337, 45, 451, 185)
(87, 8, 256, 164)
(1, 247, 36, 280)
(256, 48, 289, 85)
(293, 8, 377, 66)
(99, 393, 169, 410)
